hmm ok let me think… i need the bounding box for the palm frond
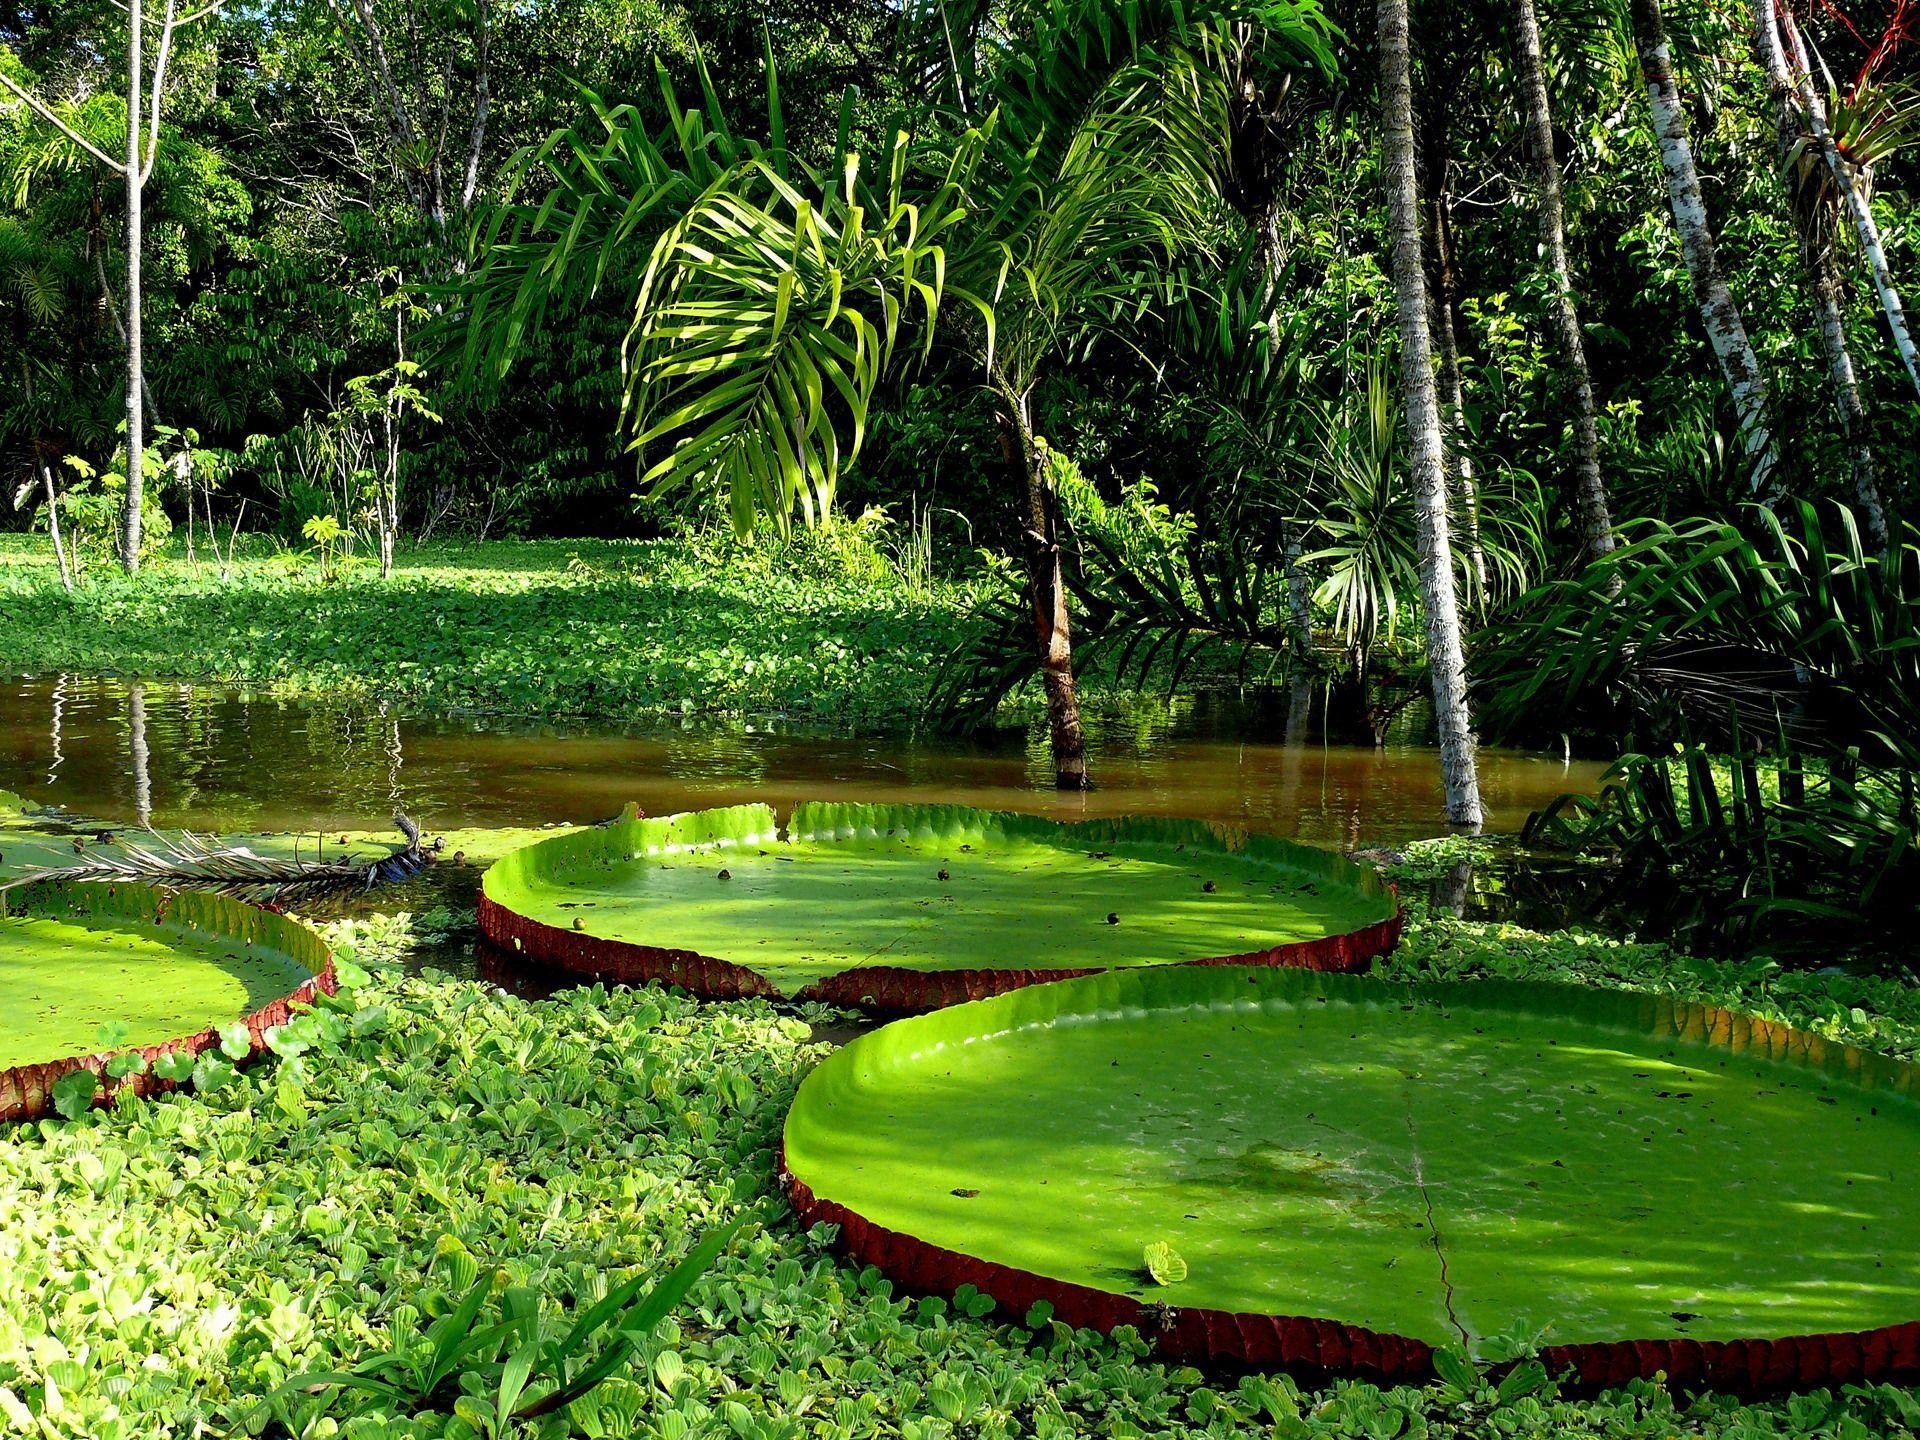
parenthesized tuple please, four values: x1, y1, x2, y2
(0, 821, 435, 903)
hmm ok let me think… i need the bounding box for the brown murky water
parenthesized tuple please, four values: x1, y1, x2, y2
(0, 676, 1601, 846)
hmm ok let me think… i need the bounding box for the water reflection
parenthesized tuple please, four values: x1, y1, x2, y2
(0, 676, 1603, 846)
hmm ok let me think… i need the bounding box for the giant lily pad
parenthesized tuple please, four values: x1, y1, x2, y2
(478, 803, 1400, 1010)
(782, 965, 1920, 1390)
(1, 880, 335, 1122)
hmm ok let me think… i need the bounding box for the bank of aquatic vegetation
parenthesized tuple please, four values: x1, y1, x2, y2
(0, 868, 1917, 1439)
(0, 533, 981, 728)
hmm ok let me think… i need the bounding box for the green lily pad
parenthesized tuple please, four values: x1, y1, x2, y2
(478, 803, 1400, 1004)
(1, 881, 330, 1088)
(782, 965, 1920, 1366)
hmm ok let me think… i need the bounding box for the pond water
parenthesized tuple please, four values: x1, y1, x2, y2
(0, 676, 1601, 847)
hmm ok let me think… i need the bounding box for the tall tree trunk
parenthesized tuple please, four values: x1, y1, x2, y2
(1003, 386, 1089, 790)
(1631, 0, 1780, 498)
(1805, 249, 1888, 540)
(1430, 252, 1486, 590)
(1416, 85, 1486, 590)
(1776, 7, 1920, 399)
(1514, 0, 1616, 559)
(1751, 0, 1888, 545)
(120, 0, 146, 575)
(1378, 0, 1485, 829)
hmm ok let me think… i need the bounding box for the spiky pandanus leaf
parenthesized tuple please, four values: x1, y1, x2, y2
(1480, 503, 1920, 950)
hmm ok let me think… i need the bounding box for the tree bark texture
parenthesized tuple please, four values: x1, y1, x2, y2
(1379, 0, 1485, 829)
(1514, 0, 1617, 558)
(1632, 0, 1780, 498)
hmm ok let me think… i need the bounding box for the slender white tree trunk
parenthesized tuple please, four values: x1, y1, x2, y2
(1751, 0, 1888, 544)
(1808, 268, 1888, 540)
(1257, 221, 1321, 665)
(1776, 8, 1920, 399)
(1379, 0, 1484, 829)
(1515, 0, 1615, 559)
(1416, 93, 1488, 590)
(121, 0, 146, 574)
(42, 463, 74, 593)
(1631, 0, 1780, 497)
(1425, 186, 1488, 588)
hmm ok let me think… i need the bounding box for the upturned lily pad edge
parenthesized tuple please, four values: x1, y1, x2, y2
(476, 801, 1404, 1013)
(779, 965, 1920, 1394)
(0, 879, 338, 1125)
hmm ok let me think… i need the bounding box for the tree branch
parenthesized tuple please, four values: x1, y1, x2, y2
(142, 0, 181, 185)
(0, 71, 127, 172)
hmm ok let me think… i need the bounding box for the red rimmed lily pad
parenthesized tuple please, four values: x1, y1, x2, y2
(781, 965, 1920, 1391)
(1, 880, 336, 1123)
(477, 802, 1401, 1012)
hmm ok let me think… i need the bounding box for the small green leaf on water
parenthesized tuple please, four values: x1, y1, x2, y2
(193, 1053, 237, 1093)
(1142, 1241, 1186, 1285)
(51, 1069, 99, 1120)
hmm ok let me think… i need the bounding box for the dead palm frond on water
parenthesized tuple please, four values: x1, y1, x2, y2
(0, 816, 436, 903)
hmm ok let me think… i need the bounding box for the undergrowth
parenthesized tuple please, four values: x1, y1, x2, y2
(0, 535, 980, 728)
(2, 864, 1918, 1437)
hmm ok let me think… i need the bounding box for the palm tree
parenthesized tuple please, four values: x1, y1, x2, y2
(1511, 0, 1616, 560)
(471, 2, 1315, 788)
(1377, 0, 1484, 827)
(1750, 0, 1887, 544)
(1764, 2, 1920, 400)
(1627, 0, 1779, 498)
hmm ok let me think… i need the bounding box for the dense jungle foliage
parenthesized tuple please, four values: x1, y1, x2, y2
(3, 0, 1920, 1433)
(5, 0, 1918, 948)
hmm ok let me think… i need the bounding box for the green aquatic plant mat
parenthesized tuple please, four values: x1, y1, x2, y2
(478, 803, 1401, 1009)
(0, 880, 334, 1121)
(782, 964, 1920, 1387)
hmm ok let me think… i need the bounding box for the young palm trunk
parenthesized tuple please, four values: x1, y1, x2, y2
(1378, 0, 1485, 829)
(1631, 0, 1780, 498)
(120, 0, 146, 575)
(1005, 391, 1089, 790)
(1514, 0, 1616, 559)
(1776, 8, 1920, 399)
(1431, 271, 1486, 590)
(1751, 1, 1888, 543)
